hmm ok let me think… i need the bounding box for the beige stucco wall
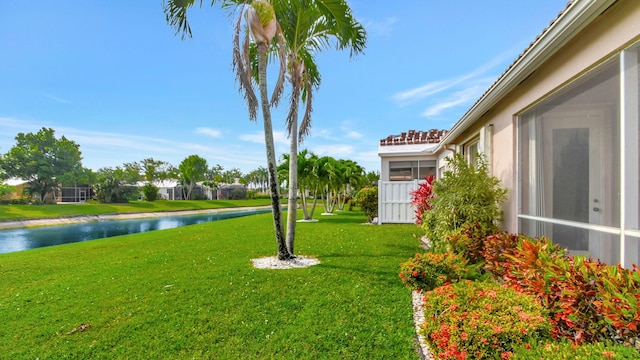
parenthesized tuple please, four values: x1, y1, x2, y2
(449, 0, 640, 233)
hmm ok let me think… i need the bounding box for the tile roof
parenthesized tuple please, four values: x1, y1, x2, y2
(379, 129, 448, 146)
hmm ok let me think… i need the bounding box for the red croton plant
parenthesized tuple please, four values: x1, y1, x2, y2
(410, 174, 435, 225)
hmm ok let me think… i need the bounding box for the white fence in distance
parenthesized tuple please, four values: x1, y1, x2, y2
(378, 180, 424, 224)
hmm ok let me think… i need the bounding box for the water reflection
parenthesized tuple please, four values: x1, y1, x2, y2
(0, 209, 269, 254)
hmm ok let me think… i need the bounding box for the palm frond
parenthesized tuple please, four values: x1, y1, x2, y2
(270, 26, 287, 107)
(232, 10, 258, 121)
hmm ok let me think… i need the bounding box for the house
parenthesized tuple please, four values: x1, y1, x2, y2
(381, 0, 640, 267)
(377, 129, 450, 224)
(1, 178, 29, 200)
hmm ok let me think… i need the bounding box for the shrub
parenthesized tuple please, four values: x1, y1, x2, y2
(511, 340, 640, 359)
(399, 252, 480, 292)
(410, 174, 435, 225)
(501, 237, 640, 346)
(594, 264, 640, 347)
(353, 186, 378, 223)
(422, 153, 507, 252)
(447, 221, 500, 263)
(421, 280, 551, 359)
(142, 183, 159, 202)
(481, 232, 524, 277)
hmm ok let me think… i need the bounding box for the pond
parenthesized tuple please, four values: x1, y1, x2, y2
(0, 208, 270, 255)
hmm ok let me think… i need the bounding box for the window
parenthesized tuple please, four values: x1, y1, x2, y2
(465, 139, 479, 167)
(389, 160, 436, 181)
(518, 41, 640, 267)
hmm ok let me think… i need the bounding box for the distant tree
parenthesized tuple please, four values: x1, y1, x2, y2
(1, 127, 82, 204)
(0, 153, 6, 180)
(336, 159, 365, 210)
(365, 170, 380, 186)
(57, 167, 96, 187)
(0, 183, 15, 199)
(122, 162, 143, 184)
(140, 158, 173, 183)
(221, 168, 243, 184)
(178, 154, 208, 200)
(93, 167, 140, 203)
(247, 166, 268, 193)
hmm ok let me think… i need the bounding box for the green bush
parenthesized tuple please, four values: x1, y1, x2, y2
(353, 186, 378, 223)
(399, 252, 481, 292)
(511, 340, 640, 359)
(141, 183, 159, 202)
(422, 153, 507, 253)
(421, 280, 551, 359)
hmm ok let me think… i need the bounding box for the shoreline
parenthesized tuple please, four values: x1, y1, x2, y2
(0, 206, 272, 230)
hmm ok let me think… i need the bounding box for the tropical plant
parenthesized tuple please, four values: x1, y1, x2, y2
(410, 174, 434, 225)
(164, 0, 291, 259)
(1, 127, 83, 204)
(422, 153, 507, 252)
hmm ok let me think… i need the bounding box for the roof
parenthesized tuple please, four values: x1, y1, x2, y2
(378, 129, 447, 156)
(437, 0, 617, 149)
(2, 178, 29, 186)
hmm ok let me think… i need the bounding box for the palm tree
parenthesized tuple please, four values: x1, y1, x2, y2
(298, 149, 321, 220)
(164, 0, 292, 260)
(274, 0, 366, 254)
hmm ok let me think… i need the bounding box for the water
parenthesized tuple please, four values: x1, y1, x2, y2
(0, 209, 270, 254)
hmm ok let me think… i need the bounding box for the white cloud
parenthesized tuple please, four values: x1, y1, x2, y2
(421, 83, 491, 118)
(43, 93, 70, 104)
(312, 144, 354, 158)
(239, 131, 289, 146)
(195, 127, 222, 138)
(362, 17, 397, 36)
(391, 48, 518, 107)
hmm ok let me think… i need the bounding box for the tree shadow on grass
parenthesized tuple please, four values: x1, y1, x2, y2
(314, 211, 367, 224)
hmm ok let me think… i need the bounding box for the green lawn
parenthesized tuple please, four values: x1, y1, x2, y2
(0, 210, 422, 359)
(0, 199, 272, 221)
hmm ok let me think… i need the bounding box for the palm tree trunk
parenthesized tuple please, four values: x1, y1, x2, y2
(285, 80, 301, 254)
(257, 43, 291, 260)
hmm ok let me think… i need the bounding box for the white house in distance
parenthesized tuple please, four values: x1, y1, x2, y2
(377, 129, 450, 224)
(379, 0, 640, 268)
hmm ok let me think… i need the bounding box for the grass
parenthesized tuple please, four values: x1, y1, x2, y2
(0, 209, 423, 359)
(0, 199, 272, 221)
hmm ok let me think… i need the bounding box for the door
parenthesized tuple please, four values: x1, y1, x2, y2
(542, 108, 608, 259)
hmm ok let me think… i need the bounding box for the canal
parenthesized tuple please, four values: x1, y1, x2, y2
(0, 208, 270, 254)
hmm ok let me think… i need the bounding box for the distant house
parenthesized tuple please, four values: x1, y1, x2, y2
(144, 179, 217, 200)
(218, 179, 247, 200)
(377, 129, 450, 224)
(380, 0, 640, 267)
(1, 178, 29, 200)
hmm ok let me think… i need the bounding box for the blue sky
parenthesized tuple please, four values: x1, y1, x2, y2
(0, 1, 568, 174)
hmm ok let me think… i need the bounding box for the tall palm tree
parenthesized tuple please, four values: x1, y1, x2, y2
(164, 0, 292, 260)
(273, 0, 366, 254)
